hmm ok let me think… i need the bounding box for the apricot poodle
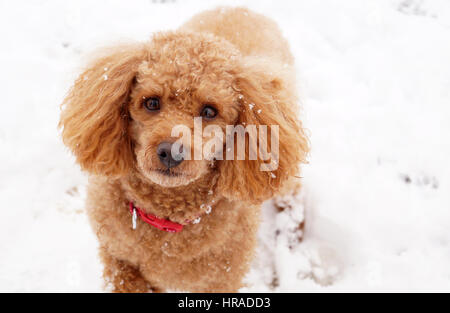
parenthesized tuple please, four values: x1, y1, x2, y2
(59, 7, 308, 292)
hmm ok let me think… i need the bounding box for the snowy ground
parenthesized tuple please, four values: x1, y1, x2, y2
(1, 0, 450, 292)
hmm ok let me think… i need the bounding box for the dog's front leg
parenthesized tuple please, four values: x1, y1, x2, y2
(99, 247, 160, 293)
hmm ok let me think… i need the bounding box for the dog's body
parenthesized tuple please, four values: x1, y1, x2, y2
(60, 7, 308, 292)
(88, 174, 259, 292)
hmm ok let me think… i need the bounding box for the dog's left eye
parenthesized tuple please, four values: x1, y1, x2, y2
(201, 105, 218, 119)
(143, 97, 160, 111)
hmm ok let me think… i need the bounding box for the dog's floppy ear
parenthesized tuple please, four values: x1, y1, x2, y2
(59, 43, 146, 176)
(218, 57, 309, 202)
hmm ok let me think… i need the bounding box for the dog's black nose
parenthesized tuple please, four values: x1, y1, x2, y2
(157, 142, 184, 169)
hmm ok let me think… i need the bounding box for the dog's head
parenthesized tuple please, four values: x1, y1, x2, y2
(60, 31, 308, 202)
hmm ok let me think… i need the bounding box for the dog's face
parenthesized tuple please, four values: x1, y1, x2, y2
(60, 31, 308, 202)
(128, 34, 240, 187)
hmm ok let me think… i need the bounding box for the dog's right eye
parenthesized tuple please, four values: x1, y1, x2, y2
(143, 97, 160, 111)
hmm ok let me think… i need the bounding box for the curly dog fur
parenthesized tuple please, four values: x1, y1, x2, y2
(59, 7, 309, 292)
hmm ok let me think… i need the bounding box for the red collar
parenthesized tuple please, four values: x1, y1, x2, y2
(129, 202, 184, 233)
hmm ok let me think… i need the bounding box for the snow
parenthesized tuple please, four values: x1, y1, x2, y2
(1, 0, 450, 292)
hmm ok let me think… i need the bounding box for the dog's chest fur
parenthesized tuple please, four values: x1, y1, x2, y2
(85, 174, 259, 291)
